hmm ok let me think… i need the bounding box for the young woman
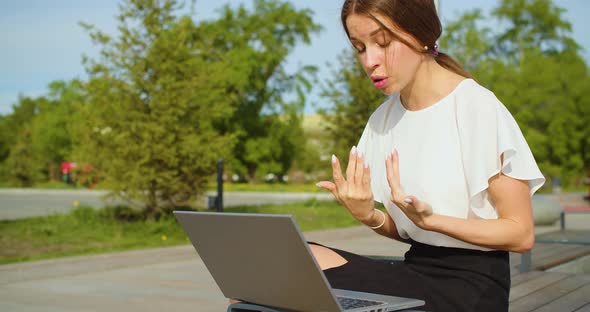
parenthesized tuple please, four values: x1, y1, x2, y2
(313, 0, 545, 311)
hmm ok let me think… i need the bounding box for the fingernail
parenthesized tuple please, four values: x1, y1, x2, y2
(315, 182, 322, 187)
(364, 161, 369, 169)
(404, 198, 413, 203)
(358, 150, 364, 158)
(351, 146, 357, 155)
(331, 154, 337, 163)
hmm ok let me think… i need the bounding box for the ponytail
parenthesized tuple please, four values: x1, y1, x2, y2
(435, 52, 473, 79)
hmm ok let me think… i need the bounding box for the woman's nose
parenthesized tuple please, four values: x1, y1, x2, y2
(363, 48, 381, 72)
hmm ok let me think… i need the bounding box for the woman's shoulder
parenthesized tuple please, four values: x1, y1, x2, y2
(455, 79, 504, 115)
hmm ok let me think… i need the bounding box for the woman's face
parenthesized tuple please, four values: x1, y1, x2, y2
(346, 13, 424, 95)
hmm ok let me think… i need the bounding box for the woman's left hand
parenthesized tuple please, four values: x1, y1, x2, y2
(385, 148, 434, 230)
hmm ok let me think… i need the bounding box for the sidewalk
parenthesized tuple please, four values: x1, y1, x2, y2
(0, 226, 409, 312)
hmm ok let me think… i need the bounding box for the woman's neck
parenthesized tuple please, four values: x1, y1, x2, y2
(399, 58, 465, 111)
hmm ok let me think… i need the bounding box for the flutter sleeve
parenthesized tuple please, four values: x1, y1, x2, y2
(356, 100, 392, 205)
(455, 86, 545, 218)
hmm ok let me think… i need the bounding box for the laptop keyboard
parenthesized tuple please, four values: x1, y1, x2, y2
(337, 296, 384, 310)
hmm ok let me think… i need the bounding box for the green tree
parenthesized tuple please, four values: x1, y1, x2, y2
(0, 115, 10, 167)
(78, 0, 236, 217)
(491, 0, 588, 185)
(441, 0, 590, 186)
(0, 81, 87, 186)
(0, 95, 43, 185)
(320, 50, 385, 161)
(4, 126, 43, 186)
(491, 0, 579, 62)
(197, 0, 321, 182)
(30, 79, 86, 181)
(0, 95, 39, 162)
(440, 9, 494, 74)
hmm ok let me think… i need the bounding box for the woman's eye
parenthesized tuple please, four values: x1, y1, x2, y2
(354, 46, 365, 54)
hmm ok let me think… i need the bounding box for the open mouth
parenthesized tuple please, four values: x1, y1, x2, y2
(372, 77, 388, 88)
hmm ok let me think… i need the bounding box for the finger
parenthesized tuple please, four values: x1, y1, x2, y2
(403, 196, 414, 204)
(362, 160, 371, 191)
(316, 181, 340, 200)
(385, 153, 401, 204)
(405, 195, 433, 216)
(316, 181, 337, 193)
(391, 148, 402, 190)
(346, 146, 358, 185)
(385, 151, 396, 192)
(355, 150, 365, 187)
(331, 154, 346, 191)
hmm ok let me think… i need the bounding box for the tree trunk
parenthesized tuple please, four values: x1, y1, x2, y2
(145, 180, 160, 220)
(48, 161, 59, 181)
(247, 164, 258, 183)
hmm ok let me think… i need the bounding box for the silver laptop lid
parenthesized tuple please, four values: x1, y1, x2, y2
(174, 211, 341, 311)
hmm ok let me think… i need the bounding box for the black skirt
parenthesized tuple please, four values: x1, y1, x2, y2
(310, 241, 510, 312)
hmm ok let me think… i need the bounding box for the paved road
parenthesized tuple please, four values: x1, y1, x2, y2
(0, 189, 334, 220)
(0, 188, 585, 222)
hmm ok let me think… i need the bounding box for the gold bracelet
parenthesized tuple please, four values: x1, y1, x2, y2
(369, 209, 386, 229)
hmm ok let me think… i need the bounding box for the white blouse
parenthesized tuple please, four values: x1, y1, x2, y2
(357, 79, 545, 251)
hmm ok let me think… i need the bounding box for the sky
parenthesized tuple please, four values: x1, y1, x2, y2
(1, 0, 589, 115)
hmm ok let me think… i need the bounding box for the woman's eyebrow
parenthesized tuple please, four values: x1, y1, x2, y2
(349, 28, 383, 41)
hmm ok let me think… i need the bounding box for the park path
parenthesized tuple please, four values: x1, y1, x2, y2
(0, 189, 333, 220)
(0, 188, 585, 221)
(0, 226, 408, 312)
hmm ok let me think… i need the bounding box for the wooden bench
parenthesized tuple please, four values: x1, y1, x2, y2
(519, 230, 590, 272)
(509, 235, 590, 312)
(508, 270, 590, 311)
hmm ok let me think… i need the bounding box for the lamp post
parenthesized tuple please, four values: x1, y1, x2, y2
(216, 158, 224, 212)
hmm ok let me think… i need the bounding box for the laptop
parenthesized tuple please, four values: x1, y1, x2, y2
(174, 211, 425, 311)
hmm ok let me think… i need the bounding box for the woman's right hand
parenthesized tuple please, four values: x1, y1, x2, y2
(316, 146, 376, 224)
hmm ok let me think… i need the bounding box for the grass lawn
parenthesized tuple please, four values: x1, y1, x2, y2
(0, 199, 361, 265)
(218, 183, 323, 193)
